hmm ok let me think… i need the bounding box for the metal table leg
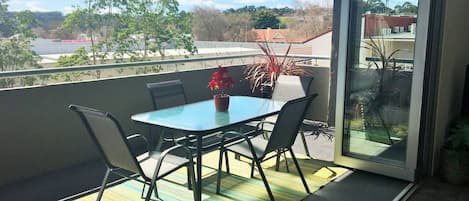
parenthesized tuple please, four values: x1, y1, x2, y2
(196, 135, 202, 201)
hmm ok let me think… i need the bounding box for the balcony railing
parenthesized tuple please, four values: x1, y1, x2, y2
(0, 53, 331, 90)
(0, 53, 330, 79)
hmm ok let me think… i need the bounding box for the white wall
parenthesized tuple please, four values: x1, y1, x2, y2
(432, 0, 469, 173)
(305, 31, 332, 67)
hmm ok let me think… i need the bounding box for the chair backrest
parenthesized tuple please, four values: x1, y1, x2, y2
(271, 75, 313, 102)
(69, 105, 144, 175)
(146, 80, 187, 110)
(263, 94, 317, 155)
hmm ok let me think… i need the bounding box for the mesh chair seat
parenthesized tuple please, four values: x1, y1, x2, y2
(226, 135, 268, 159)
(137, 152, 190, 180)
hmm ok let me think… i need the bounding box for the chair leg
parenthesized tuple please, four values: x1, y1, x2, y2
(216, 149, 224, 194)
(300, 128, 312, 158)
(153, 183, 159, 199)
(275, 149, 281, 171)
(96, 169, 111, 201)
(189, 161, 197, 200)
(187, 166, 192, 190)
(224, 151, 230, 173)
(144, 181, 156, 201)
(250, 160, 255, 178)
(289, 149, 310, 194)
(141, 184, 147, 199)
(283, 151, 290, 173)
(254, 159, 275, 201)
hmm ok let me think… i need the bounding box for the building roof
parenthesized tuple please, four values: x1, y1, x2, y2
(253, 28, 313, 43)
(302, 29, 333, 43)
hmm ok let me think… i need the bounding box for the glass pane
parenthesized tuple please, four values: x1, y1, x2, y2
(343, 0, 419, 166)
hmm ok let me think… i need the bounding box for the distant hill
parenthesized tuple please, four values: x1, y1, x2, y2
(7, 11, 65, 38)
(31, 12, 65, 30)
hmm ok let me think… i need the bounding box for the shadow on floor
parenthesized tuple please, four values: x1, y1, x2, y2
(303, 170, 410, 201)
(0, 160, 118, 201)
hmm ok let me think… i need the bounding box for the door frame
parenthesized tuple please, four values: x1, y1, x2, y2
(332, 0, 431, 181)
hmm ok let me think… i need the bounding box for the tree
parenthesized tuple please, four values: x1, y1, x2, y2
(192, 7, 227, 41)
(60, 9, 89, 38)
(59, 4, 103, 78)
(55, 47, 90, 67)
(0, 0, 42, 88)
(363, 0, 392, 14)
(286, 3, 332, 40)
(54, 47, 88, 81)
(225, 13, 256, 42)
(192, 7, 255, 42)
(252, 9, 280, 29)
(394, 1, 418, 15)
(112, 0, 196, 60)
(0, 0, 15, 37)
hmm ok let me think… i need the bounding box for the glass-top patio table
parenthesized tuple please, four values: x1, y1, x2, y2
(131, 96, 285, 201)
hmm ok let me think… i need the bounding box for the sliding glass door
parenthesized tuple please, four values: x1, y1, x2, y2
(334, 0, 430, 181)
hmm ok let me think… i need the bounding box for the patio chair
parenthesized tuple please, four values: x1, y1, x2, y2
(69, 105, 196, 201)
(251, 75, 315, 171)
(271, 75, 316, 160)
(146, 80, 232, 154)
(146, 80, 188, 146)
(216, 95, 316, 201)
(269, 75, 335, 175)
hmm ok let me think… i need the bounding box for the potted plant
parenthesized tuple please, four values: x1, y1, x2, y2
(441, 118, 469, 185)
(208, 65, 235, 112)
(244, 42, 306, 98)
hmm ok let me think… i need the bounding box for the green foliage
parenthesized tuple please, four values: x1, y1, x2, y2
(135, 65, 162, 74)
(53, 47, 90, 82)
(0, 0, 15, 37)
(0, 0, 42, 88)
(350, 119, 364, 131)
(363, 0, 393, 14)
(15, 10, 38, 39)
(56, 47, 90, 67)
(60, 9, 89, 34)
(448, 118, 469, 151)
(0, 36, 41, 88)
(224, 5, 294, 16)
(252, 9, 280, 29)
(393, 1, 418, 15)
(391, 124, 408, 138)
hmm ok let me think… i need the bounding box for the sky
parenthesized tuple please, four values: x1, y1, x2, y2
(7, 0, 418, 14)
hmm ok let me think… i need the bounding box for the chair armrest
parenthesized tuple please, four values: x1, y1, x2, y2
(159, 144, 193, 161)
(126, 134, 151, 154)
(218, 131, 257, 155)
(150, 144, 193, 181)
(255, 120, 276, 131)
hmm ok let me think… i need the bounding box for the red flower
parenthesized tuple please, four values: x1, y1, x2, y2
(208, 65, 235, 93)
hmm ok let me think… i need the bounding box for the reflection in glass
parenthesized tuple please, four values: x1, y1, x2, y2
(342, 0, 418, 166)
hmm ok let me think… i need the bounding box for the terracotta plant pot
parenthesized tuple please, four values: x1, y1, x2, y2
(214, 94, 230, 112)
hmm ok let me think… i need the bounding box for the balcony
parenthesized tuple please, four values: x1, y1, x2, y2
(0, 54, 336, 200)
